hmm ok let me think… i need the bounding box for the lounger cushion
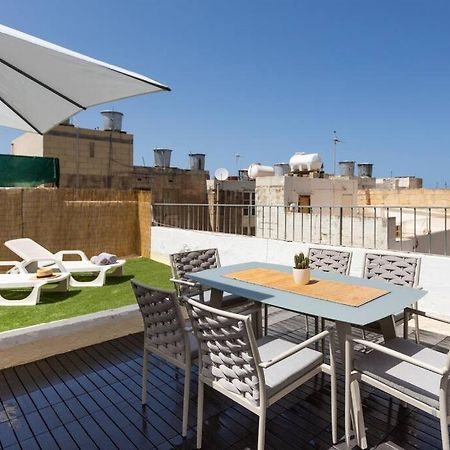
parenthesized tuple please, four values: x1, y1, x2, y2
(257, 336, 323, 397)
(355, 337, 447, 409)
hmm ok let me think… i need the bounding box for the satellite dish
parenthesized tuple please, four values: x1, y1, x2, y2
(214, 168, 229, 181)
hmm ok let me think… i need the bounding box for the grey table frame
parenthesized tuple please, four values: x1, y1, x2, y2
(187, 261, 427, 448)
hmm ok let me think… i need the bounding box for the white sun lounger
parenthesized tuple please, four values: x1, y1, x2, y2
(0, 260, 70, 306)
(5, 238, 125, 288)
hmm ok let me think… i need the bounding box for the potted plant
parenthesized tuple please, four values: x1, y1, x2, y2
(293, 252, 310, 285)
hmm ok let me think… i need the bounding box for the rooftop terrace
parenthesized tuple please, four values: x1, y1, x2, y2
(1, 309, 447, 449)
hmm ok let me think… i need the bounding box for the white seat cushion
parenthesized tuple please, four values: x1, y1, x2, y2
(192, 290, 249, 309)
(257, 336, 323, 397)
(355, 337, 447, 409)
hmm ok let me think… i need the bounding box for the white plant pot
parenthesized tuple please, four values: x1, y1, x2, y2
(293, 268, 311, 285)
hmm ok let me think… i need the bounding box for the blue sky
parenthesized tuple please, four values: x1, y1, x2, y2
(2, 0, 450, 186)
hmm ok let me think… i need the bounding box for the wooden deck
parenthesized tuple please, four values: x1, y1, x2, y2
(0, 311, 448, 449)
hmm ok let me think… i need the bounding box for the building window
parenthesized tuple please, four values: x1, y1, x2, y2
(243, 191, 256, 216)
(298, 195, 311, 213)
(89, 142, 95, 158)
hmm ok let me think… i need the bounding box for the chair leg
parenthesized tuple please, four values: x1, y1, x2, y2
(440, 383, 449, 450)
(0, 284, 42, 306)
(182, 365, 191, 437)
(141, 348, 148, 405)
(350, 379, 367, 448)
(330, 367, 337, 444)
(257, 409, 266, 450)
(414, 306, 420, 344)
(264, 304, 268, 336)
(344, 345, 352, 447)
(305, 315, 310, 334)
(344, 370, 351, 448)
(196, 379, 204, 449)
(440, 415, 450, 450)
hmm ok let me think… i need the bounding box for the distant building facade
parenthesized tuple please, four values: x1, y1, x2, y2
(10, 116, 208, 204)
(12, 122, 133, 189)
(206, 177, 256, 235)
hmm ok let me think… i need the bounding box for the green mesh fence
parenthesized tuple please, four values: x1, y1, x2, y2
(0, 154, 59, 187)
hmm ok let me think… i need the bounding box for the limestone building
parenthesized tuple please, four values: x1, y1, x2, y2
(10, 113, 209, 204)
(11, 120, 133, 189)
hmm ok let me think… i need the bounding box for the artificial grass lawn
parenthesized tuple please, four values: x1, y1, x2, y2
(0, 258, 172, 333)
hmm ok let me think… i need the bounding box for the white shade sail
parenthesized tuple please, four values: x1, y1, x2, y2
(0, 24, 170, 133)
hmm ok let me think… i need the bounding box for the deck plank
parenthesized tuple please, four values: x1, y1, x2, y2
(0, 310, 447, 449)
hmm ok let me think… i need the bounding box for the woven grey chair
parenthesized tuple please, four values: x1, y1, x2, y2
(303, 247, 352, 334)
(362, 252, 421, 341)
(185, 297, 337, 450)
(309, 247, 352, 275)
(345, 307, 450, 450)
(170, 248, 262, 336)
(169, 248, 248, 308)
(131, 280, 198, 437)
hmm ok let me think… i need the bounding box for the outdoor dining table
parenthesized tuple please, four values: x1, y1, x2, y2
(187, 261, 427, 448)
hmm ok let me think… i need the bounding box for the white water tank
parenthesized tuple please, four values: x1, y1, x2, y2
(248, 163, 275, 179)
(289, 152, 323, 172)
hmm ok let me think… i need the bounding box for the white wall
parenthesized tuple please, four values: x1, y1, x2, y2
(255, 175, 358, 207)
(152, 226, 450, 316)
(256, 208, 396, 249)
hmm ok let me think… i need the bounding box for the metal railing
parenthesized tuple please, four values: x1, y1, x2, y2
(152, 203, 450, 256)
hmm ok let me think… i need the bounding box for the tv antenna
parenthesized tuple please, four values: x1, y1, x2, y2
(214, 168, 229, 231)
(332, 130, 342, 176)
(235, 154, 241, 175)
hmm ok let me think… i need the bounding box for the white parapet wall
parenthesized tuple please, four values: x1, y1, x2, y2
(152, 226, 450, 317)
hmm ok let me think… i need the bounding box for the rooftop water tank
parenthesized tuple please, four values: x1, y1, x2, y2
(238, 169, 249, 180)
(273, 163, 290, 176)
(248, 163, 275, 179)
(189, 153, 206, 171)
(358, 163, 373, 178)
(289, 152, 323, 172)
(101, 110, 123, 131)
(339, 160, 356, 177)
(154, 148, 172, 168)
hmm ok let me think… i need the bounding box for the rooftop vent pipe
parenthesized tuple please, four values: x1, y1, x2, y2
(101, 110, 123, 131)
(154, 148, 172, 168)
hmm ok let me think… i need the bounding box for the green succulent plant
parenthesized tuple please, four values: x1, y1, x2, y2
(294, 252, 310, 270)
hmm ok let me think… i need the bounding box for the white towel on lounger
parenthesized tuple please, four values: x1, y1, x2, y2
(90, 252, 118, 265)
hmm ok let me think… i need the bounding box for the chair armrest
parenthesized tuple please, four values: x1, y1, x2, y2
(405, 307, 450, 326)
(0, 261, 26, 274)
(351, 337, 446, 375)
(20, 257, 67, 273)
(259, 327, 335, 369)
(170, 278, 197, 287)
(54, 250, 89, 262)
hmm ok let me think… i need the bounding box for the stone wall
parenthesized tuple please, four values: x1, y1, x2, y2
(0, 188, 151, 261)
(133, 166, 208, 203)
(358, 188, 450, 206)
